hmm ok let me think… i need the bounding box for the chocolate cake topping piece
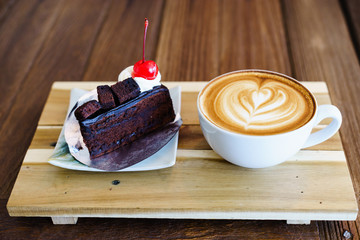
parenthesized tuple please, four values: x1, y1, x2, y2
(97, 85, 116, 109)
(111, 78, 140, 105)
(74, 100, 102, 121)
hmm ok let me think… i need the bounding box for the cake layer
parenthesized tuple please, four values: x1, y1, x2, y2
(79, 85, 175, 158)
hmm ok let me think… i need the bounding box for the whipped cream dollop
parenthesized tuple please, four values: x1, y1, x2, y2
(118, 66, 161, 92)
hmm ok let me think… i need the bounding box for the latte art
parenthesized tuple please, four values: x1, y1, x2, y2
(199, 72, 315, 135)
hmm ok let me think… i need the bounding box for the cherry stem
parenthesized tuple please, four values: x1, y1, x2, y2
(142, 18, 149, 63)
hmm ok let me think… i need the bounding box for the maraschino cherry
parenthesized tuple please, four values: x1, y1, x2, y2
(132, 18, 158, 80)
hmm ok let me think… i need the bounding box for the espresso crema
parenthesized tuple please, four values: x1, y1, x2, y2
(199, 71, 316, 135)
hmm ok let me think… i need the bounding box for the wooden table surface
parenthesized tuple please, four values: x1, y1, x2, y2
(0, 0, 359, 239)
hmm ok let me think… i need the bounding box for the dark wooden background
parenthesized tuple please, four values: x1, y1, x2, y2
(1, 0, 359, 239)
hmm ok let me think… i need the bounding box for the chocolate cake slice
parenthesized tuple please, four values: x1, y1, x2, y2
(79, 85, 175, 158)
(97, 85, 116, 109)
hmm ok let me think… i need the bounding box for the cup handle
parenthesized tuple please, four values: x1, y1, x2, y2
(302, 105, 342, 148)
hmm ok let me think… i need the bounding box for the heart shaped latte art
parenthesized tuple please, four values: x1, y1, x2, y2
(200, 73, 315, 135)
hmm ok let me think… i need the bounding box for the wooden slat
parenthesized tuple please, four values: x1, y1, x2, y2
(82, 0, 164, 82)
(29, 126, 61, 149)
(19, 148, 347, 164)
(219, 0, 291, 75)
(8, 155, 357, 220)
(283, 0, 360, 238)
(0, 199, 321, 239)
(29, 125, 343, 151)
(0, 0, 111, 199)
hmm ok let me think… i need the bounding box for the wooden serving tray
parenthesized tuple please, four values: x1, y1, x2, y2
(7, 81, 358, 225)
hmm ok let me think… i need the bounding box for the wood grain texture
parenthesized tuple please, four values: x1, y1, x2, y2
(0, 0, 111, 199)
(0, 0, 63, 127)
(283, 0, 360, 239)
(82, 0, 164, 82)
(156, 0, 220, 81)
(342, 0, 360, 58)
(8, 159, 356, 218)
(0, 0, 17, 26)
(219, 0, 291, 75)
(29, 127, 61, 149)
(157, 0, 291, 82)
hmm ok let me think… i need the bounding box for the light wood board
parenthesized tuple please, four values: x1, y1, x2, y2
(7, 81, 358, 224)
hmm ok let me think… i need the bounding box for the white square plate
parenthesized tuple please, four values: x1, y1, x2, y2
(48, 86, 181, 172)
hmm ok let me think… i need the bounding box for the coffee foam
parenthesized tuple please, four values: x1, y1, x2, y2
(199, 71, 316, 135)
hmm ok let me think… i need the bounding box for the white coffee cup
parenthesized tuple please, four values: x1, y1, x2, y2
(197, 70, 342, 168)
